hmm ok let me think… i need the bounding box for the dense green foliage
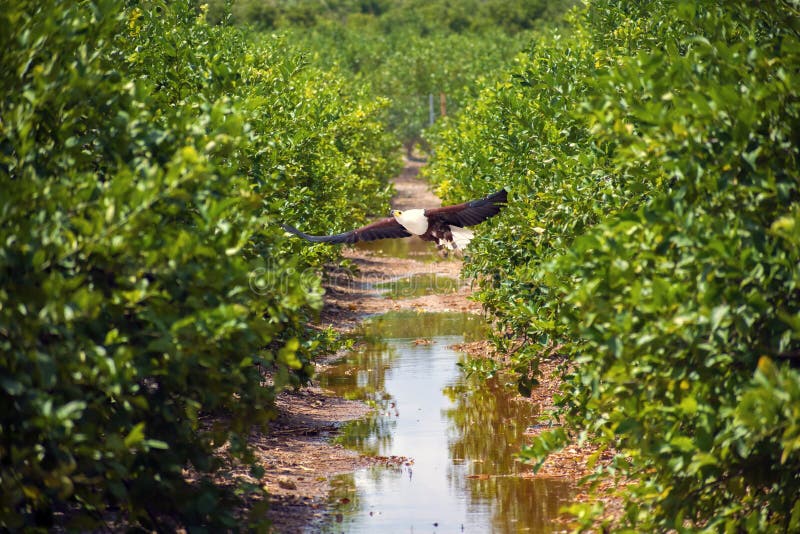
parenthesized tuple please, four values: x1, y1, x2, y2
(426, 0, 800, 530)
(0, 0, 398, 529)
(208, 0, 566, 35)
(291, 27, 525, 151)
(6, 0, 797, 530)
(209, 0, 574, 149)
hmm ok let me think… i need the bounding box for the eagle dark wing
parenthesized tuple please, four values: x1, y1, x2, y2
(425, 188, 508, 228)
(282, 217, 411, 244)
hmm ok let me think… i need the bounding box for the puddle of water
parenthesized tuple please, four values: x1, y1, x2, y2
(372, 273, 461, 299)
(318, 312, 574, 533)
(355, 237, 445, 262)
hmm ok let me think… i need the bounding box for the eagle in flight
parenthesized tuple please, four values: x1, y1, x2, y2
(282, 189, 507, 252)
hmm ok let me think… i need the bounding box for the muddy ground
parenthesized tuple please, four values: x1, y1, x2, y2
(260, 160, 618, 532)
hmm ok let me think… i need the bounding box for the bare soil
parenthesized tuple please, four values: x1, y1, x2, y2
(258, 388, 371, 532)
(260, 159, 619, 532)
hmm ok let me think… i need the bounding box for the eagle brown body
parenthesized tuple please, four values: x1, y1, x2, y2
(282, 189, 507, 252)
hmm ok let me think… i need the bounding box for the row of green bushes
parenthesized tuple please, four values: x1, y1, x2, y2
(426, 0, 799, 530)
(0, 0, 398, 529)
(288, 25, 531, 151)
(207, 0, 575, 150)
(207, 0, 570, 35)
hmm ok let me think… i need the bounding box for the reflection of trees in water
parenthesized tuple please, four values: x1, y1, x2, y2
(325, 472, 360, 532)
(319, 312, 572, 532)
(318, 311, 488, 456)
(334, 413, 396, 456)
(318, 342, 394, 401)
(372, 273, 460, 299)
(326, 466, 413, 533)
(363, 311, 488, 341)
(443, 367, 574, 532)
(318, 337, 397, 455)
(443, 374, 536, 475)
(355, 238, 442, 261)
(466, 476, 574, 533)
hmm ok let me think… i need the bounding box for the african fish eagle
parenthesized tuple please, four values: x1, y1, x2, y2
(282, 189, 507, 252)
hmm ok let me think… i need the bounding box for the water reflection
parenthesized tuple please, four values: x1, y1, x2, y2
(372, 273, 461, 299)
(354, 237, 444, 262)
(318, 312, 574, 533)
(444, 377, 538, 476)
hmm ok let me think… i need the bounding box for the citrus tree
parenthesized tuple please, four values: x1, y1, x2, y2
(426, 0, 800, 530)
(0, 0, 398, 529)
(208, 0, 575, 150)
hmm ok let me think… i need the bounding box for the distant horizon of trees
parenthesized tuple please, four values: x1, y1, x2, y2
(207, 0, 575, 35)
(205, 0, 576, 148)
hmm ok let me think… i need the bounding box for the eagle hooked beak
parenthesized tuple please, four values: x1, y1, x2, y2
(391, 210, 402, 218)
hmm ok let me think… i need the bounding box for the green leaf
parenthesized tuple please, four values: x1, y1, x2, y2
(679, 396, 698, 415)
(56, 401, 87, 421)
(143, 439, 169, 450)
(124, 423, 146, 448)
(0, 376, 24, 396)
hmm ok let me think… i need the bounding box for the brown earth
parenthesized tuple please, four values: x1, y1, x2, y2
(260, 159, 619, 532)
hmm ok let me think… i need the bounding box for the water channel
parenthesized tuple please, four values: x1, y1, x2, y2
(317, 307, 575, 533)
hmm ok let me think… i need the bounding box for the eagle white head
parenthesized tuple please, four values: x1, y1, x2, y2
(392, 209, 428, 235)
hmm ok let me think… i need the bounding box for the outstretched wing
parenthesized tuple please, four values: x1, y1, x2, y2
(425, 188, 508, 228)
(282, 217, 411, 244)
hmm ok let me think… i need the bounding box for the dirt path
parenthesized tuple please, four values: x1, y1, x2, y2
(261, 159, 479, 532)
(259, 160, 619, 532)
